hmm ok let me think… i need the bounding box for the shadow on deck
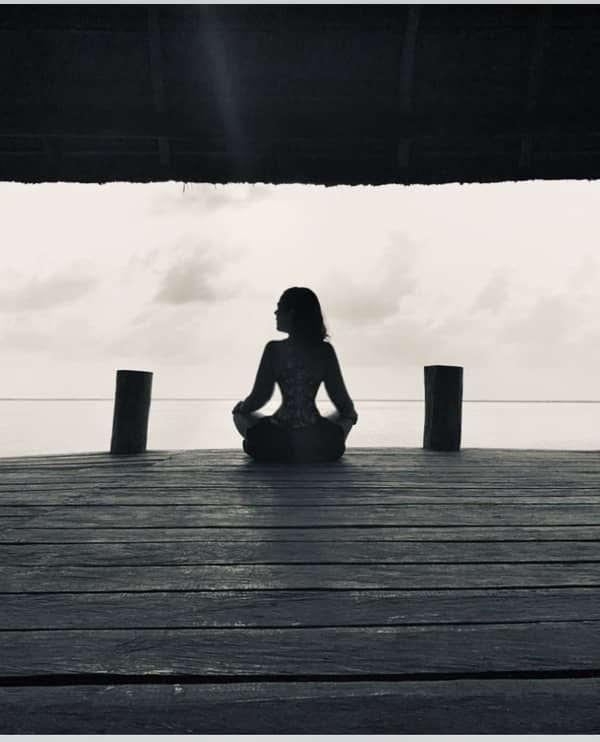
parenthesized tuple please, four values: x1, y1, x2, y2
(1, 447, 600, 733)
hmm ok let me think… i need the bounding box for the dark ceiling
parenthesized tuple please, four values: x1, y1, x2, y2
(2, 4, 600, 185)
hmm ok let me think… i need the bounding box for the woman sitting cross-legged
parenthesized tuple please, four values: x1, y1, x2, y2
(232, 286, 358, 463)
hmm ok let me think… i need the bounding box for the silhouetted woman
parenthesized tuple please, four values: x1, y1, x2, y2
(232, 287, 358, 463)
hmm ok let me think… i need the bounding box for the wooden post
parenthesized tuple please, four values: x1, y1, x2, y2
(423, 365, 463, 451)
(110, 370, 153, 454)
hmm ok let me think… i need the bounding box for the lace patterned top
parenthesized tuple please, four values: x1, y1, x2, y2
(239, 339, 358, 430)
(272, 342, 322, 428)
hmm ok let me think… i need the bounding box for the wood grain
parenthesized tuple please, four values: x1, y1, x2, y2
(2, 678, 600, 733)
(3, 622, 600, 677)
(4, 588, 600, 629)
(3, 503, 600, 527)
(3, 488, 600, 504)
(1, 540, 599, 566)
(3, 525, 599, 543)
(3, 562, 600, 592)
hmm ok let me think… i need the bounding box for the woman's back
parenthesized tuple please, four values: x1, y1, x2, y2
(270, 339, 357, 429)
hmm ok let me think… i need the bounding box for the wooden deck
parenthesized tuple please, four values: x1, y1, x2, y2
(1, 446, 600, 733)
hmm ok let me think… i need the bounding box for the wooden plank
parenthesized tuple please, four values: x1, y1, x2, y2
(12, 455, 598, 470)
(2, 678, 600, 733)
(525, 6, 552, 115)
(2, 540, 599, 566)
(3, 503, 600, 527)
(2, 447, 600, 472)
(3, 448, 598, 468)
(99, 473, 600, 482)
(0, 455, 169, 470)
(1, 468, 598, 486)
(7, 450, 599, 466)
(147, 6, 171, 168)
(129, 475, 599, 485)
(197, 455, 599, 470)
(2, 562, 600, 592)
(2, 470, 599, 487)
(396, 5, 421, 171)
(4, 588, 600, 629)
(1, 474, 596, 488)
(2, 488, 600, 504)
(152, 468, 600, 477)
(399, 5, 420, 114)
(152, 462, 600, 473)
(0, 451, 170, 464)
(3, 622, 600, 677)
(2, 479, 597, 493)
(3, 525, 600, 543)
(163, 468, 600, 478)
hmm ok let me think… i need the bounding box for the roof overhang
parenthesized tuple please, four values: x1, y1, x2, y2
(2, 4, 599, 185)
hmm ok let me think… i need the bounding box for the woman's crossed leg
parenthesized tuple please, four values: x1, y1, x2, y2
(234, 410, 353, 440)
(324, 411, 354, 439)
(233, 410, 268, 438)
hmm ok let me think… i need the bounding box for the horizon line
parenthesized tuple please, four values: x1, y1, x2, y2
(2, 397, 600, 403)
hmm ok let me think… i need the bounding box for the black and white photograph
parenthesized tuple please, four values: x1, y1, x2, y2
(1, 1, 600, 734)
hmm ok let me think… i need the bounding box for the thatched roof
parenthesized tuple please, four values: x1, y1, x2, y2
(2, 4, 599, 185)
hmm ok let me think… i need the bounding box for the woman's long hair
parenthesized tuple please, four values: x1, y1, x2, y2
(280, 287, 329, 345)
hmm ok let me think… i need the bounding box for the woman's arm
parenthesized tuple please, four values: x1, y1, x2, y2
(234, 342, 276, 414)
(324, 344, 358, 424)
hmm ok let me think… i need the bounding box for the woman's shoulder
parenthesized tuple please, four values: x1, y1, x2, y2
(265, 339, 286, 362)
(267, 339, 285, 353)
(322, 340, 336, 358)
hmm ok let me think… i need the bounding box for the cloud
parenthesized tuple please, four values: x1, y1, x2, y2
(152, 241, 240, 306)
(505, 294, 581, 345)
(322, 235, 418, 327)
(324, 276, 401, 326)
(155, 253, 220, 304)
(0, 273, 96, 312)
(336, 315, 439, 367)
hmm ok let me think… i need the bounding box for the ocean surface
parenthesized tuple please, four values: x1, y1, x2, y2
(1, 399, 599, 457)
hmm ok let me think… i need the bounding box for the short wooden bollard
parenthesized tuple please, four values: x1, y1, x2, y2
(110, 370, 153, 454)
(423, 365, 463, 451)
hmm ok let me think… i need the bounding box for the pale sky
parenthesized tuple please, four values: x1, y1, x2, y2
(1, 179, 599, 400)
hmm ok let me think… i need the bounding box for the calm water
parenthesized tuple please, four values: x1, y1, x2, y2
(1, 399, 599, 457)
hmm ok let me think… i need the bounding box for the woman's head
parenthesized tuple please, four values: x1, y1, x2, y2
(275, 287, 328, 344)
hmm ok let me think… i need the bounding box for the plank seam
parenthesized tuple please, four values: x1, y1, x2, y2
(3, 669, 600, 687)
(4, 560, 600, 567)
(7, 528, 600, 540)
(3, 539, 598, 544)
(4, 618, 600, 631)
(4, 584, 600, 594)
